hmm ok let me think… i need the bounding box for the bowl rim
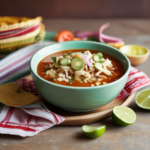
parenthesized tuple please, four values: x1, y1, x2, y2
(120, 44, 150, 58)
(30, 41, 131, 89)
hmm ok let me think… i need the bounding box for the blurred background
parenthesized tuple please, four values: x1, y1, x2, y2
(1, 0, 150, 18)
(1, 0, 150, 35)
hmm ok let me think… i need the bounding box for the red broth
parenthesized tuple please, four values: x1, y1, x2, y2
(37, 49, 124, 87)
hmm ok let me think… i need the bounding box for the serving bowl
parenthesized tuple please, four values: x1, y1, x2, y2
(30, 41, 130, 112)
(120, 45, 149, 66)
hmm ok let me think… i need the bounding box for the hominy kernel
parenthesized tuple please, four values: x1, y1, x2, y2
(95, 82, 100, 86)
(65, 79, 69, 82)
(103, 82, 107, 85)
(68, 76, 71, 79)
(97, 78, 102, 81)
(58, 73, 64, 77)
(91, 78, 96, 81)
(57, 78, 63, 81)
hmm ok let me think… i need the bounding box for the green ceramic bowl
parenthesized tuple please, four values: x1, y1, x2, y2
(30, 41, 130, 112)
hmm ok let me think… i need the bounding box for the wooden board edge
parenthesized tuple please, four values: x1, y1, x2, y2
(60, 92, 136, 125)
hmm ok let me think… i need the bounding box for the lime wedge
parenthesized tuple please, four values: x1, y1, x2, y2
(93, 55, 101, 62)
(94, 62, 103, 71)
(71, 58, 84, 71)
(112, 106, 136, 126)
(82, 125, 106, 138)
(135, 89, 150, 110)
(60, 58, 70, 66)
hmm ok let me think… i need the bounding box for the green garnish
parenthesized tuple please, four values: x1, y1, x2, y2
(69, 77, 74, 85)
(86, 37, 99, 42)
(93, 52, 103, 62)
(44, 65, 50, 73)
(60, 58, 70, 66)
(98, 60, 103, 63)
(46, 65, 50, 70)
(54, 63, 60, 68)
(97, 52, 103, 59)
(51, 57, 57, 63)
(51, 57, 60, 68)
(71, 58, 84, 71)
(65, 53, 71, 56)
(94, 63, 103, 71)
(81, 77, 84, 82)
(93, 55, 100, 62)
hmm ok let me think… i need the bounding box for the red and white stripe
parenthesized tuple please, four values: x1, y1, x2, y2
(116, 66, 150, 100)
(0, 24, 41, 39)
(0, 66, 150, 137)
(0, 101, 65, 137)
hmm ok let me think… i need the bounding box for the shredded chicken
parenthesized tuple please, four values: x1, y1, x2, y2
(61, 66, 71, 78)
(75, 71, 91, 82)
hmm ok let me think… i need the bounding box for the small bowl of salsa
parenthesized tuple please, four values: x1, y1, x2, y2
(30, 41, 130, 112)
(120, 45, 149, 66)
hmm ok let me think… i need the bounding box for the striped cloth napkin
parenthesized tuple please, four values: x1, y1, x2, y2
(0, 42, 65, 137)
(0, 41, 55, 84)
(0, 41, 150, 137)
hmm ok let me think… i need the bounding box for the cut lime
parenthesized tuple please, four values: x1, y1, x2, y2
(93, 55, 101, 62)
(71, 58, 84, 71)
(93, 53, 103, 62)
(120, 45, 148, 56)
(135, 89, 150, 110)
(82, 125, 106, 138)
(97, 52, 103, 59)
(112, 106, 136, 126)
(60, 58, 70, 66)
(94, 62, 103, 71)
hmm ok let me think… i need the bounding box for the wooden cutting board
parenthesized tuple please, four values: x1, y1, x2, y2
(45, 92, 135, 125)
(20, 75, 135, 125)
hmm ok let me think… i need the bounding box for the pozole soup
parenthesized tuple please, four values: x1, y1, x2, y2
(37, 49, 124, 87)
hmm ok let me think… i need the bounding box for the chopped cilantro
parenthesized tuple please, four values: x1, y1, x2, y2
(51, 57, 60, 68)
(51, 57, 57, 63)
(44, 65, 50, 73)
(65, 53, 71, 56)
(54, 63, 60, 68)
(97, 52, 103, 59)
(46, 65, 50, 70)
(81, 78, 84, 82)
(69, 77, 75, 85)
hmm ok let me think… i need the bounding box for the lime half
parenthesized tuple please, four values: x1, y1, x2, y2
(135, 89, 150, 110)
(120, 45, 148, 56)
(112, 106, 136, 126)
(82, 125, 106, 138)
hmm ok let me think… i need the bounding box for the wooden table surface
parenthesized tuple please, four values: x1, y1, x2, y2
(0, 19, 150, 150)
